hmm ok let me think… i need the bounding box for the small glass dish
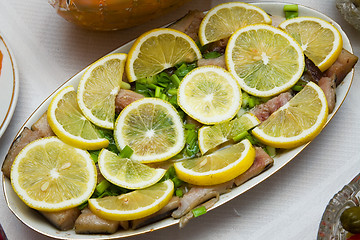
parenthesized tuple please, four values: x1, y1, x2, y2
(318, 174, 360, 239)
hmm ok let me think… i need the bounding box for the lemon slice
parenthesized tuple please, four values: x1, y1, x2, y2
(279, 16, 343, 72)
(225, 24, 305, 97)
(47, 86, 109, 150)
(252, 82, 328, 148)
(77, 53, 127, 129)
(177, 66, 242, 125)
(199, 2, 272, 45)
(174, 139, 255, 186)
(98, 149, 166, 189)
(126, 28, 202, 82)
(114, 98, 185, 163)
(10, 137, 97, 211)
(88, 179, 174, 221)
(198, 113, 260, 154)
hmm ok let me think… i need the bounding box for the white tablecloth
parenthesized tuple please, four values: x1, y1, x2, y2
(0, 0, 359, 239)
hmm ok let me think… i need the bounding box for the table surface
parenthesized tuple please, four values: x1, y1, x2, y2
(0, 0, 359, 239)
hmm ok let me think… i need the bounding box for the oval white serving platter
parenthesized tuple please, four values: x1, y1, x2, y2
(2, 2, 355, 239)
(0, 32, 19, 138)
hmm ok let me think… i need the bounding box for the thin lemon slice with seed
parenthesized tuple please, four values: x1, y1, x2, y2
(126, 28, 202, 82)
(77, 53, 127, 129)
(199, 2, 272, 45)
(47, 86, 109, 150)
(88, 179, 174, 221)
(279, 16, 343, 72)
(98, 149, 166, 189)
(177, 66, 242, 125)
(198, 113, 260, 154)
(174, 139, 255, 186)
(114, 98, 185, 163)
(225, 24, 305, 97)
(252, 81, 328, 148)
(10, 137, 97, 211)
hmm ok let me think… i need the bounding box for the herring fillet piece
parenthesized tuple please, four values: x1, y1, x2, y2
(75, 208, 127, 234)
(324, 49, 358, 86)
(171, 180, 234, 219)
(234, 147, 274, 186)
(131, 196, 180, 229)
(169, 10, 205, 42)
(115, 89, 144, 114)
(2, 112, 55, 178)
(318, 75, 337, 113)
(250, 92, 293, 122)
(197, 55, 226, 69)
(40, 208, 81, 231)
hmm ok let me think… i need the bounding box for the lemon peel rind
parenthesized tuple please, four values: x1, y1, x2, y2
(47, 86, 109, 150)
(225, 24, 305, 97)
(77, 53, 127, 129)
(88, 180, 174, 221)
(174, 139, 255, 186)
(10, 137, 97, 211)
(177, 66, 242, 125)
(252, 82, 328, 149)
(114, 98, 185, 163)
(199, 2, 272, 45)
(98, 149, 166, 189)
(126, 28, 202, 82)
(278, 16, 343, 72)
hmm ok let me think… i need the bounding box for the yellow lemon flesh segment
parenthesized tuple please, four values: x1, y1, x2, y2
(199, 2, 272, 45)
(174, 139, 255, 186)
(77, 53, 127, 129)
(225, 24, 305, 97)
(88, 180, 174, 221)
(177, 66, 242, 125)
(114, 98, 185, 163)
(47, 86, 109, 150)
(279, 16, 343, 72)
(10, 137, 97, 211)
(252, 82, 328, 149)
(126, 28, 202, 82)
(198, 113, 260, 154)
(98, 149, 166, 189)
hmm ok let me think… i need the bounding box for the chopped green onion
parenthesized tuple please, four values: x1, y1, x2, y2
(78, 201, 88, 210)
(170, 74, 181, 87)
(167, 88, 178, 96)
(162, 166, 176, 181)
(192, 206, 207, 217)
(120, 145, 133, 158)
(291, 85, 304, 92)
(245, 134, 259, 145)
(160, 93, 168, 100)
(284, 4, 298, 12)
(89, 150, 100, 164)
(147, 83, 158, 90)
(96, 179, 111, 195)
(186, 130, 197, 145)
(284, 4, 298, 19)
(172, 177, 183, 188)
(155, 86, 162, 98)
(203, 51, 222, 59)
(265, 146, 276, 157)
(285, 11, 298, 19)
(120, 81, 131, 90)
(233, 131, 249, 142)
(168, 95, 178, 107)
(248, 97, 256, 108)
(175, 189, 183, 197)
(184, 124, 196, 130)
